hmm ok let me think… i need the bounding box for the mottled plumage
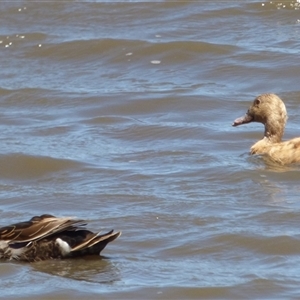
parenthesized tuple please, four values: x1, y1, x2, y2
(232, 93, 300, 165)
(0, 214, 121, 262)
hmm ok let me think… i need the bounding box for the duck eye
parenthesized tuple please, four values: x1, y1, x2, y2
(254, 99, 260, 106)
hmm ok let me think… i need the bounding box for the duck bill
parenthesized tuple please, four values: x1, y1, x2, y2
(232, 113, 253, 127)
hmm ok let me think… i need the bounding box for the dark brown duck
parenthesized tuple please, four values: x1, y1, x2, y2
(0, 214, 121, 262)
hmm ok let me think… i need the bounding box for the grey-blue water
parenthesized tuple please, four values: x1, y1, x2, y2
(1, 1, 300, 299)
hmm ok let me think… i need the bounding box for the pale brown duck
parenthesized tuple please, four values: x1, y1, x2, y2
(232, 93, 300, 165)
(0, 214, 121, 262)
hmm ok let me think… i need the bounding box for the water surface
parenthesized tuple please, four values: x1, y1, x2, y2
(1, 1, 300, 299)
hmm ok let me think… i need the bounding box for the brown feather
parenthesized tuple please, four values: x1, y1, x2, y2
(0, 214, 86, 243)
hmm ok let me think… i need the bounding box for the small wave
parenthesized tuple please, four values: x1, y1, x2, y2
(0, 153, 83, 180)
(26, 38, 238, 64)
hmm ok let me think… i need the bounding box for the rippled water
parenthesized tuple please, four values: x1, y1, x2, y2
(1, 1, 300, 299)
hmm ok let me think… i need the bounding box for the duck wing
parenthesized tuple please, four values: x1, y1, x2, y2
(0, 214, 86, 244)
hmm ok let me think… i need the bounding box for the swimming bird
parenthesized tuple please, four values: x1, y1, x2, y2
(232, 93, 300, 165)
(0, 214, 121, 262)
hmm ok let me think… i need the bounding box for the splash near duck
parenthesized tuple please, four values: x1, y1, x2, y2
(0, 214, 121, 262)
(232, 93, 300, 165)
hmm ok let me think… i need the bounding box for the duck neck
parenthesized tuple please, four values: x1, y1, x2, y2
(264, 121, 284, 143)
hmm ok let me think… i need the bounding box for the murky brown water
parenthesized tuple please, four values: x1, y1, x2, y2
(1, 1, 300, 299)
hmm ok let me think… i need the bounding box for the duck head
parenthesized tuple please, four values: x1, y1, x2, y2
(232, 93, 287, 143)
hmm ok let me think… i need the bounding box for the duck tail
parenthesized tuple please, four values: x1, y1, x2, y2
(71, 230, 121, 256)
